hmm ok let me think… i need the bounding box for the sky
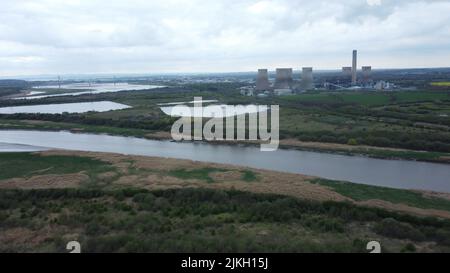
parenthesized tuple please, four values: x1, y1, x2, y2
(1, 0, 450, 76)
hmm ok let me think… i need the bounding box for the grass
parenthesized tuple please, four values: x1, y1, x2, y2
(168, 168, 258, 183)
(339, 93, 392, 106)
(431, 82, 450, 87)
(311, 178, 450, 212)
(241, 170, 258, 182)
(0, 152, 115, 180)
(168, 167, 228, 183)
(0, 119, 152, 138)
(279, 92, 392, 106)
(393, 91, 450, 103)
(357, 148, 448, 162)
(279, 91, 449, 106)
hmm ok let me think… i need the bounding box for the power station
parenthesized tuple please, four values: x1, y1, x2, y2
(340, 50, 374, 89)
(352, 50, 357, 85)
(241, 49, 377, 96)
(301, 67, 314, 90)
(255, 69, 270, 91)
(342, 67, 352, 77)
(274, 68, 293, 89)
(362, 66, 372, 84)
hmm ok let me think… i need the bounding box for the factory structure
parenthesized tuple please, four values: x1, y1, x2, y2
(241, 50, 393, 97)
(352, 50, 358, 85)
(335, 50, 391, 90)
(242, 66, 315, 96)
(301, 67, 314, 90)
(255, 69, 270, 91)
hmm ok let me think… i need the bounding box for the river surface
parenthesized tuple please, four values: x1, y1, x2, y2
(0, 130, 449, 192)
(0, 101, 130, 114)
(15, 83, 164, 100)
(0, 142, 48, 152)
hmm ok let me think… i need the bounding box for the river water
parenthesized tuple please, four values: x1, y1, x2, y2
(15, 83, 165, 100)
(0, 101, 130, 114)
(0, 130, 449, 192)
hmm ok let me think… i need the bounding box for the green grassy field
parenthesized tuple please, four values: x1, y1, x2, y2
(279, 92, 392, 106)
(312, 179, 450, 212)
(431, 82, 450, 87)
(168, 168, 259, 183)
(168, 168, 229, 183)
(0, 153, 114, 181)
(278, 91, 449, 106)
(0, 119, 154, 137)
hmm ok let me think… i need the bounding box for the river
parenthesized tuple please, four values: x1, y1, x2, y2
(15, 83, 165, 100)
(0, 101, 130, 114)
(0, 129, 449, 192)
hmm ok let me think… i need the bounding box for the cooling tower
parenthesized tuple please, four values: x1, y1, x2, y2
(362, 66, 372, 83)
(342, 67, 352, 76)
(352, 50, 357, 85)
(301, 67, 314, 90)
(255, 69, 271, 91)
(274, 68, 293, 89)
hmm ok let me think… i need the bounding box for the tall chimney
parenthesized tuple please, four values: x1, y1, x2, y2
(352, 50, 357, 85)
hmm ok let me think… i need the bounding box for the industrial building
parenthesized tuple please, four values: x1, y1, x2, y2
(335, 50, 376, 90)
(241, 49, 380, 96)
(362, 66, 372, 84)
(273, 89, 293, 96)
(301, 67, 314, 90)
(342, 67, 352, 77)
(375, 81, 394, 90)
(255, 69, 271, 91)
(274, 68, 293, 90)
(239, 86, 254, 96)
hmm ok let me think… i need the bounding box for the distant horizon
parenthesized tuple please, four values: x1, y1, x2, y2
(2, 66, 450, 81)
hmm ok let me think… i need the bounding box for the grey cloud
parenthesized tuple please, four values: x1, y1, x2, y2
(0, 0, 450, 76)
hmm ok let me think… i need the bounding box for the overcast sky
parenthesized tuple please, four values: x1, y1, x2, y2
(1, 0, 450, 76)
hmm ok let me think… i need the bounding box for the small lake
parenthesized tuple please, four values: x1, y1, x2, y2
(161, 104, 268, 118)
(0, 130, 449, 192)
(16, 83, 165, 100)
(0, 101, 131, 114)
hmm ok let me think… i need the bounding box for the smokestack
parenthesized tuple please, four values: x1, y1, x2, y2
(255, 69, 270, 91)
(274, 68, 293, 89)
(352, 50, 357, 85)
(301, 67, 314, 90)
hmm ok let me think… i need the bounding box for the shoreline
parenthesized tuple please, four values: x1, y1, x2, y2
(0, 121, 449, 164)
(1, 149, 450, 220)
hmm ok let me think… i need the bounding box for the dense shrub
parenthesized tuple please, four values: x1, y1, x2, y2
(1, 187, 450, 252)
(374, 218, 425, 241)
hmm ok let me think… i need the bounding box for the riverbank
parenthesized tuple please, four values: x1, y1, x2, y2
(2, 150, 450, 253)
(1, 150, 450, 219)
(1, 118, 449, 164)
(2, 129, 449, 192)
